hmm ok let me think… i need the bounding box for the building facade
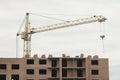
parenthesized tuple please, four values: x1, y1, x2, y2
(0, 54, 109, 80)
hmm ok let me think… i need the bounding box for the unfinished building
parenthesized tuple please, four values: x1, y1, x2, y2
(0, 54, 109, 80)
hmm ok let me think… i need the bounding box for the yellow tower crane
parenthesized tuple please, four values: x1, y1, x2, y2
(17, 13, 106, 57)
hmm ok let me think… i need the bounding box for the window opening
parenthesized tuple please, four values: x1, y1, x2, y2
(0, 74, 6, 80)
(27, 69, 34, 74)
(62, 69, 67, 77)
(77, 59, 83, 67)
(39, 69, 46, 74)
(77, 69, 83, 77)
(27, 59, 34, 64)
(62, 59, 67, 67)
(0, 64, 6, 69)
(52, 59, 57, 67)
(91, 60, 98, 65)
(39, 60, 46, 64)
(12, 64, 19, 69)
(11, 74, 19, 80)
(92, 70, 99, 75)
(52, 69, 57, 77)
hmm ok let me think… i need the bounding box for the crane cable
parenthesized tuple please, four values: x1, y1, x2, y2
(29, 13, 69, 22)
(16, 17, 26, 58)
(99, 22, 105, 53)
(17, 17, 26, 36)
(16, 36, 18, 58)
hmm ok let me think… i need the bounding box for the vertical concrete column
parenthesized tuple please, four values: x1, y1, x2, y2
(59, 58, 62, 80)
(7, 64, 11, 80)
(86, 55, 92, 80)
(73, 59, 75, 77)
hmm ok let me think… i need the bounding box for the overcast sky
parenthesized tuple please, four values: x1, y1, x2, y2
(0, 0, 120, 79)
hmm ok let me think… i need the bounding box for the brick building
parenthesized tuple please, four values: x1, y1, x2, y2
(0, 54, 109, 80)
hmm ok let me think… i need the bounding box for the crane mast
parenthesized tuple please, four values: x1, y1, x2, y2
(20, 13, 31, 56)
(19, 13, 106, 57)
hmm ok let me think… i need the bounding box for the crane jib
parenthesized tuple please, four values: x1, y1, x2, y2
(30, 16, 106, 34)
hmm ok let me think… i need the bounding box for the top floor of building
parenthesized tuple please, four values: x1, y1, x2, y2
(0, 53, 108, 68)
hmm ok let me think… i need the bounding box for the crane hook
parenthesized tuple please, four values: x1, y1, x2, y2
(100, 35, 105, 39)
(100, 35, 105, 53)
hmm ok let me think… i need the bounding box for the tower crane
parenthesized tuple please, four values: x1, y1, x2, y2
(17, 13, 106, 57)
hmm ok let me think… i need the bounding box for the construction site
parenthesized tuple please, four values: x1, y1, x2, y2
(0, 13, 109, 80)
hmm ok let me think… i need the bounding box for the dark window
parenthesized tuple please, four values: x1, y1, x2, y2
(0, 64, 6, 69)
(11, 74, 19, 80)
(91, 60, 98, 65)
(92, 79, 99, 80)
(62, 69, 67, 77)
(12, 64, 19, 69)
(0, 74, 6, 80)
(27, 69, 34, 74)
(92, 70, 99, 75)
(27, 79, 34, 80)
(39, 60, 46, 64)
(27, 59, 34, 64)
(77, 69, 83, 77)
(52, 69, 57, 77)
(77, 59, 83, 67)
(39, 69, 46, 74)
(62, 59, 67, 67)
(52, 59, 57, 67)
